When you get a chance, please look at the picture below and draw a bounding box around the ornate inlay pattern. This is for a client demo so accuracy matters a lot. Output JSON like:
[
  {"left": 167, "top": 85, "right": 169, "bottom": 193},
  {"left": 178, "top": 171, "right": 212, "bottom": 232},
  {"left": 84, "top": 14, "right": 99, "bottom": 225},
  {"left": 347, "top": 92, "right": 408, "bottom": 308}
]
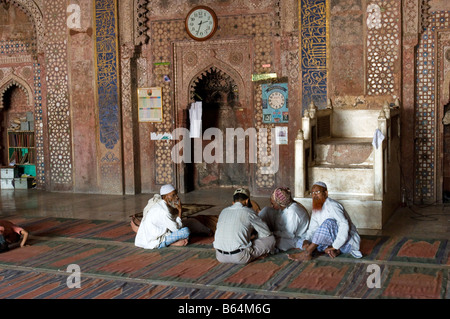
[
  {"left": 404, "top": 0, "right": 419, "bottom": 35},
  {"left": 33, "top": 62, "right": 44, "bottom": 185},
  {"left": 366, "top": 0, "right": 400, "bottom": 96},
  {"left": 8, "top": 0, "right": 45, "bottom": 53},
  {"left": 45, "top": 39, "right": 72, "bottom": 184},
  {"left": 135, "top": 0, "right": 149, "bottom": 45},
  {"left": 41, "top": 0, "right": 73, "bottom": 186},
  {"left": 0, "top": 39, "right": 36, "bottom": 55},
  {"left": 415, "top": 10, "right": 450, "bottom": 201}
]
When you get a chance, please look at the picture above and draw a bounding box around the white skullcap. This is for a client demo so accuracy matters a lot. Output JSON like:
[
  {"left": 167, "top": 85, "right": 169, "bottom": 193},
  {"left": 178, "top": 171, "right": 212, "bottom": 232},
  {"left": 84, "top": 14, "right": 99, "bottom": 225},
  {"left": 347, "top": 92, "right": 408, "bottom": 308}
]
[
  {"left": 312, "top": 181, "right": 327, "bottom": 189},
  {"left": 160, "top": 184, "right": 176, "bottom": 196}
]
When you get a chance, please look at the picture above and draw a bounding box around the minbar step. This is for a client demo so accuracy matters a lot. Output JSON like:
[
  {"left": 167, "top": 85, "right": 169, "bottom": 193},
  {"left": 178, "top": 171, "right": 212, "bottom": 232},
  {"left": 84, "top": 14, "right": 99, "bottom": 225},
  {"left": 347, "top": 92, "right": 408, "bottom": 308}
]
[
  {"left": 315, "top": 137, "right": 374, "bottom": 166},
  {"left": 309, "top": 165, "right": 374, "bottom": 196}
]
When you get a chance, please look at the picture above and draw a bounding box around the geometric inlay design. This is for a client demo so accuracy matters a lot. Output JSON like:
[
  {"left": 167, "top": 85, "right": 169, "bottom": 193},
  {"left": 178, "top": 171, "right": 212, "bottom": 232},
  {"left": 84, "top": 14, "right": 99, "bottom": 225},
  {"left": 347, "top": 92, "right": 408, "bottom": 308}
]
[
  {"left": 366, "top": 0, "right": 400, "bottom": 96},
  {"left": 44, "top": 0, "right": 73, "bottom": 185},
  {"left": 415, "top": 10, "right": 450, "bottom": 201}
]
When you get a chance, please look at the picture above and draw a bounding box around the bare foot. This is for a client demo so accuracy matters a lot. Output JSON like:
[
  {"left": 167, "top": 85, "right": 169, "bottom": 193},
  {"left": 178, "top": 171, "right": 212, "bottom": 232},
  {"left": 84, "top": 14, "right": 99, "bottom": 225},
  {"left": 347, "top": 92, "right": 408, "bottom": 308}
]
[
  {"left": 325, "top": 248, "right": 341, "bottom": 258},
  {"left": 170, "top": 239, "right": 189, "bottom": 247},
  {"left": 287, "top": 251, "right": 312, "bottom": 261}
]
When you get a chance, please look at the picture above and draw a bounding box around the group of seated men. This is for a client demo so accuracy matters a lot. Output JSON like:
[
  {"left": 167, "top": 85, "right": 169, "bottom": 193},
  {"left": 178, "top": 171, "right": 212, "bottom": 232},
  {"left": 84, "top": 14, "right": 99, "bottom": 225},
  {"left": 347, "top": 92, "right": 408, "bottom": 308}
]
[{"left": 134, "top": 181, "right": 363, "bottom": 264}]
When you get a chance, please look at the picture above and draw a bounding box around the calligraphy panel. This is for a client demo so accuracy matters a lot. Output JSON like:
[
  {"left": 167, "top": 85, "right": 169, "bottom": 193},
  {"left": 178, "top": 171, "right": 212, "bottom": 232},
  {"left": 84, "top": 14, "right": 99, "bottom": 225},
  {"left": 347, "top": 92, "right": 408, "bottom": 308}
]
[
  {"left": 94, "top": 0, "right": 120, "bottom": 150},
  {"left": 301, "top": 0, "right": 328, "bottom": 110}
]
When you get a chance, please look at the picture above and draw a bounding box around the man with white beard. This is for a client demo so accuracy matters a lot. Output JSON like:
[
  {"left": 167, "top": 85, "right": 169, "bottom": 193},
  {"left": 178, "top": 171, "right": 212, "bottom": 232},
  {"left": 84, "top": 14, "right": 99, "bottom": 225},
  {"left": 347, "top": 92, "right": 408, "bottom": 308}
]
[
  {"left": 135, "top": 184, "right": 191, "bottom": 249},
  {"left": 288, "top": 181, "right": 362, "bottom": 261}
]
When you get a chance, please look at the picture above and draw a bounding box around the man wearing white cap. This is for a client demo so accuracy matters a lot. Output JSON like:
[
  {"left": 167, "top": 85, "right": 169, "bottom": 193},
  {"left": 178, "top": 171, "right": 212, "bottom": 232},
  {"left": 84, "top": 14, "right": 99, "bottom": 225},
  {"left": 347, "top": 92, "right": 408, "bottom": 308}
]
[
  {"left": 288, "top": 181, "right": 362, "bottom": 261},
  {"left": 135, "top": 184, "right": 190, "bottom": 249}
]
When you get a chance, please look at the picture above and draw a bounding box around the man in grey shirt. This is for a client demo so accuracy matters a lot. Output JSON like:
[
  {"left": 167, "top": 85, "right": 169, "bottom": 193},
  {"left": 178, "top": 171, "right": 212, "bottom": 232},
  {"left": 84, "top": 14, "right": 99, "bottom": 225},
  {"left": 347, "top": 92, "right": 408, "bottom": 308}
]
[{"left": 213, "top": 188, "right": 276, "bottom": 264}]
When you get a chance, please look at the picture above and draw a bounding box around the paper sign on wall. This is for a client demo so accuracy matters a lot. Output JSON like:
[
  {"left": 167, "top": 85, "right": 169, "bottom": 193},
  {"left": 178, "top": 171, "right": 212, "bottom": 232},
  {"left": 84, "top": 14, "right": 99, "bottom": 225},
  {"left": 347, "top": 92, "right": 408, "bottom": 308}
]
[
  {"left": 138, "top": 87, "right": 163, "bottom": 122},
  {"left": 275, "top": 126, "right": 288, "bottom": 145}
]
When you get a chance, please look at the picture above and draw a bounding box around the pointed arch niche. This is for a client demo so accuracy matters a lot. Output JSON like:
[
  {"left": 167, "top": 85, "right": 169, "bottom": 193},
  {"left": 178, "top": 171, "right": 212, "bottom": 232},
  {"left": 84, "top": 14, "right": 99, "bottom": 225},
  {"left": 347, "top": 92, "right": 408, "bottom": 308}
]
[
  {"left": 173, "top": 39, "right": 254, "bottom": 193},
  {"left": 0, "top": 75, "right": 33, "bottom": 109},
  {"left": 0, "top": 79, "right": 31, "bottom": 163},
  {"left": 0, "top": 0, "right": 46, "bottom": 187}
]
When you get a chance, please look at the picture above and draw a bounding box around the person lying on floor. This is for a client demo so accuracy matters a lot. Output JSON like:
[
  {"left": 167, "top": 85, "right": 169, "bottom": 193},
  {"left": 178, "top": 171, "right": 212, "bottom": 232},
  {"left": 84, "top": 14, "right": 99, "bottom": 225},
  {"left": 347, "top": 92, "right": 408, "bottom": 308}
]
[
  {"left": 259, "top": 187, "right": 310, "bottom": 252},
  {"left": 0, "top": 220, "right": 29, "bottom": 252},
  {"left": 213, "top": 189, "right": 275, "bottom": 264},
  {"left": 288, "top": 181, "right": 363, "bottom": 261},
  {"left": 134, "top": 184, "right": 212, "bottom": 249}
]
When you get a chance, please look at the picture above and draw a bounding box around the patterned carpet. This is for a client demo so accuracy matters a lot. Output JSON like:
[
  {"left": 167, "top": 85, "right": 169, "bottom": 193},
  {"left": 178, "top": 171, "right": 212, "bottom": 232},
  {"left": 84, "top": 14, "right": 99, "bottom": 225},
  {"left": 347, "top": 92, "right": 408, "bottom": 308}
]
[{"left": 0, "top": 215, "right": 448, "bottom": 300}]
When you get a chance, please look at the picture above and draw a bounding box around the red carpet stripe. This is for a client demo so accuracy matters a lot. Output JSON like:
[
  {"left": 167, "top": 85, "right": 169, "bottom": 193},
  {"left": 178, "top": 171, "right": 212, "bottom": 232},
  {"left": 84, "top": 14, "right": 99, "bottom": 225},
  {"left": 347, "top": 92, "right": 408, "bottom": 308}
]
[{"left": 0, "top": 216, "right": 448, "bottom": 299}]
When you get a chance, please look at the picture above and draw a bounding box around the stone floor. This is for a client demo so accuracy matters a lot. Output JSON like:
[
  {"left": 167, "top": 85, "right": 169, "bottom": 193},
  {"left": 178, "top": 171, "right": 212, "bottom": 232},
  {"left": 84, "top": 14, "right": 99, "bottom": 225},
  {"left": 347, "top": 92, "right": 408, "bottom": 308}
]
[{"left": 0, "top": 187, "right": 449, "bottom": 240}]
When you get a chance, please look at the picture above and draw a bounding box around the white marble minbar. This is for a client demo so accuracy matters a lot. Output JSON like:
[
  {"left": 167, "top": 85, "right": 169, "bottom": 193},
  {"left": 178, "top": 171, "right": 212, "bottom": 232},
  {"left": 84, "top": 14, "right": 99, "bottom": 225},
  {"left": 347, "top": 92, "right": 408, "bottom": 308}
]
[{"left": 294, "top": 101, "right": 401, "bottom": 230}]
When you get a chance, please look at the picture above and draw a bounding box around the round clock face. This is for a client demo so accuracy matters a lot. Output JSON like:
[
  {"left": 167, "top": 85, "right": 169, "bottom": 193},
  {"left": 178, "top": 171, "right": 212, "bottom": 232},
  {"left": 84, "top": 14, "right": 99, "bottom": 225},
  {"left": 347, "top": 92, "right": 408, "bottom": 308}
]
[
  {"left": 268, "top": 91, "right": 285, "bottom": 109},
  {"left": 185, "top": 6, "right": 217, "bottom": 41}
]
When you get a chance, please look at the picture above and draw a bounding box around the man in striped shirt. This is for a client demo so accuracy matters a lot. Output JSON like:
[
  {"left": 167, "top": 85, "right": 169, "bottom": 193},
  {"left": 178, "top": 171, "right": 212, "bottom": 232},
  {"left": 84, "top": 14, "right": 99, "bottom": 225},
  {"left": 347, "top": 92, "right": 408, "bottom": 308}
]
[{"left": 213, "top": 188, "right": 276, "bottom": 264}]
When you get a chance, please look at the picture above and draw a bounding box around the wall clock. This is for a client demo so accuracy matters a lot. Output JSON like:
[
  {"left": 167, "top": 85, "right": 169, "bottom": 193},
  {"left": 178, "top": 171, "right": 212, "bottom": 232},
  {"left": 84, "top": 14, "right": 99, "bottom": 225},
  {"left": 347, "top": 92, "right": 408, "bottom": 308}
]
[
  {"left": 268, "top": 91, "right": 286, "bottom": 109},
  {"left": 185, "top": 6, "right": 218, "bottom": 41},
  {"left": 262, "top": 83, "right": 289, "bottom": 123}
]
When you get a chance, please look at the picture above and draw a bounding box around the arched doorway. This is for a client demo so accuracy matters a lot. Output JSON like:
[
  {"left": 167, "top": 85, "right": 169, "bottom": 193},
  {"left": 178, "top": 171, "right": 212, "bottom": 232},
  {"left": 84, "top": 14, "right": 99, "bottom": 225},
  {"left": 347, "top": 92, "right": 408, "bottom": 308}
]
[
  {"left": 0, "top": 84, "right": 35, "bottom": 176},
  {"left": 173, "top": 39, "right": 254, "bottom": 194},
  {"left": 0, "top": 0, "right": 45, "bottom": 188},
  {"left": 185, "top": 66, "right": 250, "bottom": 191}
]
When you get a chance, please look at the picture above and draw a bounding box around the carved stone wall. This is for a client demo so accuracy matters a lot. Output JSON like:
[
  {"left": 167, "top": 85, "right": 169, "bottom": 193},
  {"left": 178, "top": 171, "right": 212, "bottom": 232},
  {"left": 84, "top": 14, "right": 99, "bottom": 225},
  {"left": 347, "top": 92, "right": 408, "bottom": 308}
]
[
  {"left": 7, "top": 0, "right": 438, "bottom": 201},
  {"left": 42, "top": 0, "right": 73, "bottom": 190},
  {"left": 174, "top": 39, "right": 253, "bottom": 190},
  {"left": 435, "top": 30, "right": 450, "bottom": 202},
  {"left": 401, "top": 0, "right": 420, "bottom": 204},
  {"left": 366, "top": 0, "right": 401, "bottom": 97},
  {"left": 415, "top": 6, "right": 450, "bottom": 203},
  {"left": 134, "top": 1, "right": 301, "bottom": 195}
]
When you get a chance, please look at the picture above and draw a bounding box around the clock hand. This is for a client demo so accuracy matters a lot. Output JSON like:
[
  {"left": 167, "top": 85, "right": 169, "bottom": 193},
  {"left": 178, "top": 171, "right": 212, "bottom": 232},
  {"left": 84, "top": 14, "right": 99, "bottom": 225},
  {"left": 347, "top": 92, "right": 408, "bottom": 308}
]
[{"left": 196, "top": 20, "right": 203, "bottom": 34}]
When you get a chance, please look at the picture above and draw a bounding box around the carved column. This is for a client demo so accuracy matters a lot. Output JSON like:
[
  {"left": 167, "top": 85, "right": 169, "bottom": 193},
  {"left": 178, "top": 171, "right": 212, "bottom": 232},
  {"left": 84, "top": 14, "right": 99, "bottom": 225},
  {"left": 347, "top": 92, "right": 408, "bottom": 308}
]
[
  {"left": 119, "top": 0, "right": 143, "bottom": 194},
  {"left": 120, "top": 43, "right": 141, "bottom": 194},
  {"left": 402, "top": 0, "right": 421, "bottom": 203}
]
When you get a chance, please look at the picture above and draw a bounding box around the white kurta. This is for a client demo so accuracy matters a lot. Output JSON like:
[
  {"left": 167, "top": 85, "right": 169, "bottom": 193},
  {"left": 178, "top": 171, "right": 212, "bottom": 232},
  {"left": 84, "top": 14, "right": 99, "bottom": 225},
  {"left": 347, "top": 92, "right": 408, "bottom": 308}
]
[
  {"left": 301, "top": 197, "right": 360, "bottom": 251},
  {"left": 135, "top": 200, "right": 183, "bottom": 249},
  {"left": 259, "top": 202, "right": 310, "bottom": 251}
]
